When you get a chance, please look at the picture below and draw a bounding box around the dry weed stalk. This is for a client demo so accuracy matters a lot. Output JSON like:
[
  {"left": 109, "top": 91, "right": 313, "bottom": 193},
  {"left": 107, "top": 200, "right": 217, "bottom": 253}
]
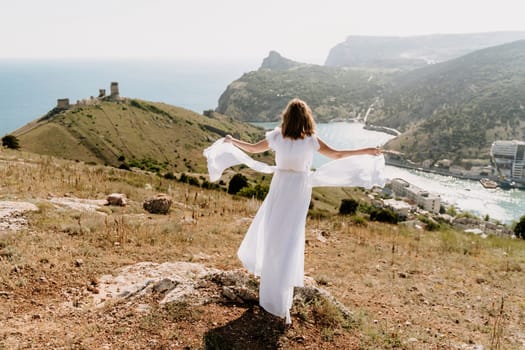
[{"left": 490, "top": 297, "right": 506, "bottom": 350}]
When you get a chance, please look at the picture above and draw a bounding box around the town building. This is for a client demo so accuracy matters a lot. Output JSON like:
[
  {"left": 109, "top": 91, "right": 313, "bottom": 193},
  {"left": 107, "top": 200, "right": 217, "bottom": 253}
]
[
  {"left": 382, "top": 198, "right": 412, "bottom": 219},
  {"left": 490, "top": 140, "right": 525, "bottom": 180},
  {"left": 389, "top": 178, "right": 441, "bottom": 213}
]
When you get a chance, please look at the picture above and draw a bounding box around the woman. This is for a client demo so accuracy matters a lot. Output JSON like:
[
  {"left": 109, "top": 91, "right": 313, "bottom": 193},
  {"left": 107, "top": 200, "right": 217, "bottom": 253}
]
[{"left": 205, "top": 98, "right": 383, "bottom": 324}]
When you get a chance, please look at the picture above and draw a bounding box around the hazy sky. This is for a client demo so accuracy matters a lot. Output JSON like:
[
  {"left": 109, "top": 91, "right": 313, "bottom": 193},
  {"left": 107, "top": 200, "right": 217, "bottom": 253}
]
[{"left": 1, "top": 0, "right": 525, "bottom": 64}]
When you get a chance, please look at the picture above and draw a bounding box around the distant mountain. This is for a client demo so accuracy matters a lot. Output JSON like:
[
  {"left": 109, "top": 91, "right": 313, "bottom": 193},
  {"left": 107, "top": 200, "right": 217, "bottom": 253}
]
[
  {"left": 216, "top": 51, "right": 388, "bottom": 122},
  {"left": 325, "top": 32, "right": 525, "bottom": 70},
  {"left": 13, "top": 99, "right": 265, "bottom": 173},
  {"left": 374, "top": 40, "right": 525, "bottom": 163}
]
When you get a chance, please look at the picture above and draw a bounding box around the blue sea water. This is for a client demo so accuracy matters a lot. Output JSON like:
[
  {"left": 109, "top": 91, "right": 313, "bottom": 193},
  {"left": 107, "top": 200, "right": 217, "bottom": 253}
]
[{"left": 1, "top": 59, "right": 525, "bottom": 224}]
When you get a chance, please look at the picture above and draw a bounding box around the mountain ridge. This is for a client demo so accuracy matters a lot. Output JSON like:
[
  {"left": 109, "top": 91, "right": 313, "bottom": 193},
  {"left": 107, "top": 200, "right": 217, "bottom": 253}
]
[{"left": 325, "top": 31, "right": 525, "bottom": 70}]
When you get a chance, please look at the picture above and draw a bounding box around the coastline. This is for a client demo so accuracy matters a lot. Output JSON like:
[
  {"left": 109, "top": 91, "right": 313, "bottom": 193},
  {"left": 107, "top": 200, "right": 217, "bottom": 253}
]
[{"left": 385, "top": 157, "right": 525, "bottom": 190}]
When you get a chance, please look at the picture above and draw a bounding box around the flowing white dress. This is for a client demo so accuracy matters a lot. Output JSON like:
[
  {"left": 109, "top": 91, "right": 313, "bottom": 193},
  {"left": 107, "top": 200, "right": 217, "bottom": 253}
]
[{"left": 203, "top": 127, "right": 385, "bottom": 323}]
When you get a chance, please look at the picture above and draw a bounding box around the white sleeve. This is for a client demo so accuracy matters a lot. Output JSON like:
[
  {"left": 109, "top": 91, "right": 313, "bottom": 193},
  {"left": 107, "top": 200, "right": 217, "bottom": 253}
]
[
  {"left": 265, "top": 127, "right": 280, "bottom": 150},
  {"left": 311, "top": 134, "right": 320, "bottom": 151}
]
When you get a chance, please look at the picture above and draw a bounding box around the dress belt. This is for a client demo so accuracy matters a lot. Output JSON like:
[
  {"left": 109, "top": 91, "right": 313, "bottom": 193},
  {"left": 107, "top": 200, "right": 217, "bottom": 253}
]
[{"left": 275, "top": 168, "right": 308, "bottom": 174}]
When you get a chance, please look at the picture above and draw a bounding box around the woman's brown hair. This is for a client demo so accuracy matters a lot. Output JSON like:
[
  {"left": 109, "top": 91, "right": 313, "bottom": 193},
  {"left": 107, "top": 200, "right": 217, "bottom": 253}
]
[{"left": 280, "top": 98, "right": 316, "bottom": 139}]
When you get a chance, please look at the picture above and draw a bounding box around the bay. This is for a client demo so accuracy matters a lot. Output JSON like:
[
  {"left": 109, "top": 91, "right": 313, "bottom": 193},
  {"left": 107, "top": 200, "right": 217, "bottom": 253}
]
[{"left": 252, "top": 121, "right": 525, "bottom": 224}]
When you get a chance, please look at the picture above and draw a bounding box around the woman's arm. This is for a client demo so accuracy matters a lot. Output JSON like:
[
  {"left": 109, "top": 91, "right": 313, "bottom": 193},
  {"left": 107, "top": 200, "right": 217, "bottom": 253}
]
[
  {"left": 317, "top": 137, "right": 382, "bottom": 160},
  {"left": 224, "top": 134, "right": 270, "bottom": 153}
]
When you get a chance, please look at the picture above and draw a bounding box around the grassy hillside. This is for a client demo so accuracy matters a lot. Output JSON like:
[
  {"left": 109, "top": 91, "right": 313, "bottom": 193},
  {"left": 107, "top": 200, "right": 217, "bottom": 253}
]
[
  {"left": 1, "top": 149, "right": 524, "bottom": 349},
  {"left": 374, "top": 40, "right": 525, "bottom": 163},
  {"left": 13, "top": 99, "right": 267, "bottom": 173},
  {"left": 216, "top": 51, "right": 389, "bottom": 123}
]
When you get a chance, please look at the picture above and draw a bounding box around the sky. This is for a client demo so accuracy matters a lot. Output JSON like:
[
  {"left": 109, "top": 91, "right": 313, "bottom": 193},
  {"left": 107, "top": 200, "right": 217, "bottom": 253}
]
[{"left": 1, "top": 0, "right": 525, "bottom": 64}]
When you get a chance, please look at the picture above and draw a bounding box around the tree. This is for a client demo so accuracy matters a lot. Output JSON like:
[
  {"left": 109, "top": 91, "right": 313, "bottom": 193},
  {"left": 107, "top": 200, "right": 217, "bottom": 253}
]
[
  {"left": 2, "top": 134, "right": 20, "bottom": 149},
  {"left": 228, "top": 173, "right": 248, "bottom": 194},
  {"left": 514, "top": 215, "right": 525, "bottom": 239}
]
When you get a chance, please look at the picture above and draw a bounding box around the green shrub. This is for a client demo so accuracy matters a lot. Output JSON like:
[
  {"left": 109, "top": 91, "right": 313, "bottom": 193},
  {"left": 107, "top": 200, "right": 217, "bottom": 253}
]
[
  {"left": 369, "top": 208, "right": 399, "bottom": 224},
  {"left": 228, "top": 173, "right": 248, "bottom": 194},
  {"left": 2, "top": 134, "right": 20, "bottom": 149},
  {"left": 178, "top": 173, "right": 200, "bottom": 186},
  {"left": 118, "top": 163, "right": 131, "bottom": 171},
  {"left": 201, "top": 180, "right": 220, "bottom": 190},
  {"left": 238, "top": 184, "right": 269, "bottom": 200},
  {"left": 128, "top": 157, "right": 165, "bottom": 173},
  {"left": 418, "top": 215, "right": 441, "bottom": 231},
  {"left": 163, "top": 172, "right": 177, "bottom": 180},
  {"left": 514, "top": 215, "right": 525, "bottom": 239},
  {"left": 339, "top": 198, "right": 359, "bottom": 215},
  {"left": 187, "top": 176, "right": 200, "bottom": 187},
  {"left": 350, "top": 214, "right": 368, "bottom": 226}
]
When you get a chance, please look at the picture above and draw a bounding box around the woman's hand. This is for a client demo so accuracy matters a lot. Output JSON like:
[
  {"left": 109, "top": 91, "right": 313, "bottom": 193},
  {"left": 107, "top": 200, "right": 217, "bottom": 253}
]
[{"left": 370, "top": 147, "right": 383, "bottom": 156}]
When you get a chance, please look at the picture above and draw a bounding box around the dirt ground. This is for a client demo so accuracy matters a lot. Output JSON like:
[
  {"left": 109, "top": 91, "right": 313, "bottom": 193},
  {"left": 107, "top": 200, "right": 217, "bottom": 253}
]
[{"left": 1, "top": 151, "right": 524, "bottom": 349}]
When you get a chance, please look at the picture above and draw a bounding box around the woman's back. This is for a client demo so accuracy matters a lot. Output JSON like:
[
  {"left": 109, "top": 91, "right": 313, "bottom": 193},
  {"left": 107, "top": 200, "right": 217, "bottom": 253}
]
[{"left": 267, "top": 127, "right": 319, "bottom": 172}]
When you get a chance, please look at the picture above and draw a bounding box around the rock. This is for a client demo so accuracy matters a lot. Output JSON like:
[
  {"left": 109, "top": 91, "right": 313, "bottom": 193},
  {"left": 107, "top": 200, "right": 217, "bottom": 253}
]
[
  {"left": 106, "top": 193, "right": 127, "bottom": 206},
  {"left": 143, "top": 194, "right": 172, "bottom": 214},
  {"left": 153, "top": 278, "right": 178, "bottom": 293},
  {"left": 75, "top": 259, "right": 84, "bottom": 267},
  {"left": 0, "top": 201, "right": 39, "bottom": 232},
  {"left": 87, "top": 285, "right": 99, "bottom": 294},
  {"left": 475, "top": 276, "right": 486, "bottom": 284},
  {"left": 222, "top": 286, "right": 239, "bottom": 301}
]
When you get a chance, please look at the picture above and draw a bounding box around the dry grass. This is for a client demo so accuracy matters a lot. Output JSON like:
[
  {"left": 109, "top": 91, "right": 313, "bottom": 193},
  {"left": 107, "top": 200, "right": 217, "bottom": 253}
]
[{"left": 1, "top": 148, "right": 525, "bottom": 349}]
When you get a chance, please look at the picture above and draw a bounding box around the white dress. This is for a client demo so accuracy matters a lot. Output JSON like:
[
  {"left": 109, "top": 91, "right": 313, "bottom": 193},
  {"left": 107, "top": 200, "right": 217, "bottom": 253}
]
[{"left": 203, "top": 127, "right": 385, "bottom": 323}]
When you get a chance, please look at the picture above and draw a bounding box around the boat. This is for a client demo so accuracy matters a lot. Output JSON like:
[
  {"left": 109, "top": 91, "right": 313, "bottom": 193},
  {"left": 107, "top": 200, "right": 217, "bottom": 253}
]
[
  {"left": 498, "top": 179, "right": 516, "bottom": 190},
  {"left": 480, "top": 178, "right": 498, "bottom": 189}
]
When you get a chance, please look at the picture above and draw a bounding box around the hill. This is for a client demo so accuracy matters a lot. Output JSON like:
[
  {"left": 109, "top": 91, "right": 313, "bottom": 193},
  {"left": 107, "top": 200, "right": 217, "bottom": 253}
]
[
  {"left": 325, "top": 31, "right": 525, "bottom": 70},
  {"left": 216, "top": 51, "right": 388, "bottom": 122},
  {"left": 1, "top": 149, "right": 524, "bottom": 348},
  {"left": 373, "top": 39, "right": 525, "bottom": 163},
  {"left": 217, "top": 41, "right": 525, "bottom": 165},
  {"left": 12, "top": 98, "right": 266, "bottom": 173}
]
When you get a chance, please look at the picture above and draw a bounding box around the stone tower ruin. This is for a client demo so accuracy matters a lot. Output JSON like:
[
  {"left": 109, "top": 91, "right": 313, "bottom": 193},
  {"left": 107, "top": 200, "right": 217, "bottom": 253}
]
[
  {"left": 110, "top": 82, "right": 120, "bottom": 100},
  {"left": 56, "top": 98, "right": 70, "bottom": 110}
]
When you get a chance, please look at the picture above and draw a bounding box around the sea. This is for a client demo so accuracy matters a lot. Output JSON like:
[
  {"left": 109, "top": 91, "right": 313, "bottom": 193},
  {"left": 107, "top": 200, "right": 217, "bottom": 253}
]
[{"left": 1, "top": 59, "right": 524, "bottom": 224}]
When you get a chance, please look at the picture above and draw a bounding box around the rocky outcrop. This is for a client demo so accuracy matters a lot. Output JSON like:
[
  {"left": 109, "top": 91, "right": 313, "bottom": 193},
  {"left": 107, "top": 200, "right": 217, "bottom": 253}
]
[
  {"left": 92, "top": 261, "right": 352, "bottom": 321},
  {"left": 106, "top": 193, "right": 127, "bottom": 206},
  {"left": 143, "top": 194, "right": 172, "bottom": 214},
  {"left": 0, "top": 201, "right": 39, "bottom": 232},
  {"left": 260, "top": 51, "right": 302, "bottom": 71}
]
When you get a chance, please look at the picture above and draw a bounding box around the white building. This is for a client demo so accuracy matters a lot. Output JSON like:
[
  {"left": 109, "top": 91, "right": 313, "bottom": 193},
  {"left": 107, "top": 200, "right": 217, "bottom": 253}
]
[
  {"left": 390, "top": 178, "right": 441, "bottom": 213},
  {"left": 383, "top": 198, "right": 412, "bottom": 218},
  {"left": 490, "top": 140, "right": 525, "bottom": 180}
]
